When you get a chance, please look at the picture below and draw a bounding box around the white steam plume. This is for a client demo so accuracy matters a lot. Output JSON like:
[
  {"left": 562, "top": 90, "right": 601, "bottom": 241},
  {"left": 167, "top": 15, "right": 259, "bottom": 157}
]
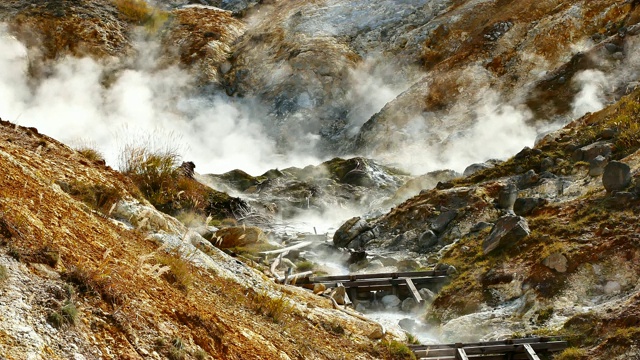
[
  {"left": 346, "top": 59, "right": 410, "bottom": 136},
  {"left": 571, "top": 69, "right": 609, "bottom": 118},
  {"left": 0, "top": 28, "right": 319, "bottom": 176}
]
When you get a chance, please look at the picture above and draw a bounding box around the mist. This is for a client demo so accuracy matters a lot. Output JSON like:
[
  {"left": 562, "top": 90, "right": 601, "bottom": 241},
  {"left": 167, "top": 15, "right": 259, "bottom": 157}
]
[{"left": 0, "top": 28, "right": 321, "bottom": 176}]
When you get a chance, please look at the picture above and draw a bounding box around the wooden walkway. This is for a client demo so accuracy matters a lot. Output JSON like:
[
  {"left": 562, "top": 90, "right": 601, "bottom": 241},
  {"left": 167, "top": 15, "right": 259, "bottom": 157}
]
[
  {"left": 410, "top": 337, "right": 568, "bottom": 360},
  {"left": 309, "top": 270, "right": 449, "bottom": 305}
]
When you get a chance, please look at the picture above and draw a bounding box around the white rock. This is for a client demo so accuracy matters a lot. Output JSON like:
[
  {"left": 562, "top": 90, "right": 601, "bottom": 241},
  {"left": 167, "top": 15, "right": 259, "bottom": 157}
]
[{"left": 604, "top": 281, "right": 621, "bottom": 295}]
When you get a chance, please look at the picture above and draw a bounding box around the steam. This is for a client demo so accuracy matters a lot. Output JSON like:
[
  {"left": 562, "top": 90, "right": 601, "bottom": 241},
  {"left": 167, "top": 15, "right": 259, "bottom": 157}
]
[
  {"left": 0, "top": 28, "right": 319, "bottom": 176},
  {"left": 571, "top": 69, "right": 608, "bottom": 118},
  {"left": 346, "top": 59, "right": 410, "bottom": 136}
]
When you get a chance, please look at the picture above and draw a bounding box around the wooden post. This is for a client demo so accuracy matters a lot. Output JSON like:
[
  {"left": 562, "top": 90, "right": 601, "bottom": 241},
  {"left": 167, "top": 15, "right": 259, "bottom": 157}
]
[
  {"left": 455, "top": 348, "right": 469, "bottom": 360},
  {"left": 405, "top": 278, "right": 424, "bottom": 304},
  {"left": 524, "top": 344, "right": 541, "bottom": 360},
  {"left": 349, "top": 287, "right": 358, "bottom": 308}
]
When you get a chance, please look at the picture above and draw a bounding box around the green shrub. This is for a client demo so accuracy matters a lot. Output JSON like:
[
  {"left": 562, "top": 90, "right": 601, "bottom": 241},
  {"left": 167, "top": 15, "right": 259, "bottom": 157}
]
[
  {"left": 295, "top": 260, "right": 314, "bottom": 272},
  {"left": 554, "top": 347, "right": 586, "bottom": 360},
  {"left": 47, "top": 301, "right": 78, "bottom": 328},
  {"left": 380, "top": 340, "right": 416, "bottom": 360}
]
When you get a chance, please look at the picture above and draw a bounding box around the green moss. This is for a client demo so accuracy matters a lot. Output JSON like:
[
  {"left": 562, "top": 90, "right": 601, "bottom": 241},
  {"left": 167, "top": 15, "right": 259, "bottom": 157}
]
[
  {"left": 554, "top": 347, "right": 587, "bottom": 360},
  {"left": 380, "top": 340, "right": 416, "bottom": 360}
]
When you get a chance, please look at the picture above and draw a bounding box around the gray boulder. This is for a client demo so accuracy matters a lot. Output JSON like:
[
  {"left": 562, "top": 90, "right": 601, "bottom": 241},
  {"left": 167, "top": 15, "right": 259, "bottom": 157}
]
[
  {"left": 417, "top": 230, "right": 438, "bottom": 250},
  {"left": 589, "top": 155, "right": 607, "bottom": 177},
  {"left": 497, "top": 183, "right": 518, "bottom": 210},
  {"left": 483, "top": 215, "right": 530, "bottom": 254},
  {"left": 463, "top": 162, "right": 492, "bottom": 177},
  {"left": 431, "top": 210, "right": 458, "bottom": 233},
  {"left": 333, "top": 217, "right": 370, "bottom": 248},
  {"left": 381, "top": 294, "right": 401, "bottom": 309},
  {"left": 540, "top": 157, "right": 555, "bottom": 171},
  {"left": 602, "top": 161, "right": 631, "bottom": 193},
  {"left": 572, "top": 141, "right": 612, "bottom": 162},
  {"left": 401, "top": 298, "right": 418, "bottom": 312},
  {"left": 418, "top": 288, "right": 436, "bottom": 302},
  {"left": 513, "top": 197, "right": 547, "bottom": 216}
]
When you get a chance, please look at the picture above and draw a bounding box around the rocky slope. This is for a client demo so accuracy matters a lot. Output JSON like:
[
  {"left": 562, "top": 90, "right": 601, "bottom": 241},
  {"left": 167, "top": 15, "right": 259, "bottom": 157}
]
[
  {"left": 0, "top": 120, "right": 407, "bottom": 359},
  {"left": 332, "top": 87, "right": 640, "bottom": 358},
  {"left": 2, "top": 0, "right": 640, "bottom": 359}
]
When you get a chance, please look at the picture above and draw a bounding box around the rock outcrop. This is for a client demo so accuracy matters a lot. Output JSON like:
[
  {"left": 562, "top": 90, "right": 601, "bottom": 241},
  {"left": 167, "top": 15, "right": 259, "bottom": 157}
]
[{"left": 482, "top": 215, "right": 530, "bottom": 255}]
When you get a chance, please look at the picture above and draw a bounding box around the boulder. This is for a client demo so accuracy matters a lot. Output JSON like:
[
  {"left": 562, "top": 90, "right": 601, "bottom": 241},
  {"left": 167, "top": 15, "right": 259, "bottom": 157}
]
[
  {"left": 542, "top": 253, "right": 568, "bottom": 273},
  {"left": 399, "top": 318, "right": 418, "bottom": 332},
  {"left": 572, "top": 141, "right": 612, "bottom": 162},
  {"left": 604, "top": 281, "right": 621, "bottom": 294},
  {"left": 381, "top": 294, "right": 401, "bottom": 309},
  {"left": 589, "top": 155, "right": 607, "bottom": 177},
  {"left": 497, "top": 183, "right": 518, "bottom": 210},
  {"left": 483, "top": 215, "right": 530, "bottom": 254},
  {"left": 431, "top": 210, "right": 458, "bottom": 233},
  {"left": 463, "top": 163, "right": 492, "bottom": 177},
  {"left": 397, "top": 259, "right": 422, "bottom": 271},
  {"left": 603, "top": 161, "right": 631, "bottom": 193},
  {"left": 540, "top": 157, "right": 555, "bottom": 171},
  {"left": 331, "top": 285, "right": 347, "bottom": 305},
  {"left": 516, "top": 170, "right": 539, "bottom": 189},
  {"left": 212, "top": 226, "right": 267, "bottom": 248},
  {"left": 417, "top": 230, "right": 438, "bottom": 250},
  {"left": 513, "top": 197, "right": 547, "bottom": 216},
  {"left": 418, "top": 288, "right": 436, "bottom": 302},
  {"left": 313, "top": 283, "right": 326, "bottom": 295},
  {"left": 333, "top": 217, "right": 370, "bottom": 248},
  {"left": 401, "top": 298, "right": 418, "bottom": 312}
]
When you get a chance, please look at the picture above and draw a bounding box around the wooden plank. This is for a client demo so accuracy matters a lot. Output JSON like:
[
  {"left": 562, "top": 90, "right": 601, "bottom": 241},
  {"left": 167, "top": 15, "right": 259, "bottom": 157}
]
[
  {"left": 455, "top": 348, "right": 469, "bottom": 360},
  {"left": 523, "top": 344, "right": 541, "bottom": 360},
  {"left": 260, "top": 241, "right": 313, "bottom": 255},
  {"left": 310, "top": 270, "right": 447, "bottom": 282},
  {"left": 417, "top": 355, "right": 532, "bottom": 360},
  {"left": 410, "top": 338, "right": 557, "bottom": 351},
  {"left": 405, "top": 278, "right": 423, "bottom": 303},
  {"left": 413, "top": 341, "right": 567, "bottom": 357},
  {"left": 319, "top": 276, "right": 449, "bottom": 288}
]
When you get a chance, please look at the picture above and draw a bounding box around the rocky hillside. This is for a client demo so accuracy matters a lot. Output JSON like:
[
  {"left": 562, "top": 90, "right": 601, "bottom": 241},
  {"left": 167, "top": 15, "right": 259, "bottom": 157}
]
[
  {"left": 333, "top": 87, "right": 640, "bottom": 358},
  {"left": 2, "top": 0, "right": 640, "bottom": 359},
  {"left": 0, "top": 120, "right": 409, "bottom": 359}
]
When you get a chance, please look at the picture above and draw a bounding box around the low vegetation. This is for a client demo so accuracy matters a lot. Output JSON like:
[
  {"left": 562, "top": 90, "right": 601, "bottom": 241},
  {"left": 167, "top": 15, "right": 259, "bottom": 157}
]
[
  {"left": 47, "top": 301, "right": 78, "bottom": 328},
  {"left": 248, "top": 290, "right": 291, "bottom": 323},
  {"left": 111, "top": 0, "right": 170, "bottom": 32},
  {"left": 554, "top": 347, "right": 587, "bottom": 360},
  {"left": 75, "top": 146, "right": 105, "bottom": 163},
  {"left": 380, "top": 340, "right": 416, "bottom": 360},
  {"left": 63, "top": 264, "right": 127, "bottom": 305},
  {"left": 155, "top": 252, "right": 194, "bottom": 292}
]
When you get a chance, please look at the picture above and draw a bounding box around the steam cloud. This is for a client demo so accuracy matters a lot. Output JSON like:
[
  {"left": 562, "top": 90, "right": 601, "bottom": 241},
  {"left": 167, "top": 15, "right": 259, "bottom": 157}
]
[{"left": 0, "top": 28, "right": 320, "bottom": 176}]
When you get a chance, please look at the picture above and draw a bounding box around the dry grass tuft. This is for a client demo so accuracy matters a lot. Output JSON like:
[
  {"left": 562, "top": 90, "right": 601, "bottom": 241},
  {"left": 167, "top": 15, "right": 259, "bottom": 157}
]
[
  {"left": 63, "top": 265, "right": 127, "bottom": 305},
  {"left": 155, "top": 252, "right": 194, "bottom": 292},
  {"left": 248, "top": 290, "right": 291, "bottom": 323},
  {"left": 75, "top": 146, "right": 105, "bottom": 163}
]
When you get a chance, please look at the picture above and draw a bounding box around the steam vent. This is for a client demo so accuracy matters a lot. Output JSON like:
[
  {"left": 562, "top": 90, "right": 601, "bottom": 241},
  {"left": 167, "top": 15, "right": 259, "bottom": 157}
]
[{"left": 1, "top": 0, "right": 640, "bottom": 359}]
